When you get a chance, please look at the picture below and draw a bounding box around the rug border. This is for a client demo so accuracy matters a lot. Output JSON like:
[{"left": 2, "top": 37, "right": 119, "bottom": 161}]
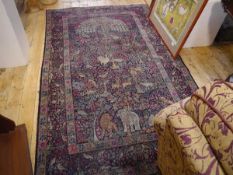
[
  {"left": 34, "top": 9, "right": 49, "bottom": 174},
  {"left": 34, "top": 4, "right": 198, "bottom": 174},
  {"left": 45, "top": 4, "right": 147, "bottom": 13}
]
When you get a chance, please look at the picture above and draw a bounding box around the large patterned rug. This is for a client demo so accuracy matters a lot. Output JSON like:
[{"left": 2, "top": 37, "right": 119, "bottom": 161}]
[{"left": 36, "top": 5, "right": 197, "bottom": 175}]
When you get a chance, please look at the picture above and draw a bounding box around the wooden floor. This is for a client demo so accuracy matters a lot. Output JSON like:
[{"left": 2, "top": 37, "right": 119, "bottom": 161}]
[{"left": 0, "top": 0, "right": 232, "bottom": 171}]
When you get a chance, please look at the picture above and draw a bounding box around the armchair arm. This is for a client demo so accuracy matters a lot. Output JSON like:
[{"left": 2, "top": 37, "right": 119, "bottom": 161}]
[
  {"left": 184, "top": 80, "right": 233, "bottom": 174},
  {"left": 154, "top": 98, "right": 189, "bottom": 137},
  {"left": 155, "top": 108, "right": 225, "bottom": 175},
  {"left": 163, "top": 114, "right": 224, "bottom": 175}
]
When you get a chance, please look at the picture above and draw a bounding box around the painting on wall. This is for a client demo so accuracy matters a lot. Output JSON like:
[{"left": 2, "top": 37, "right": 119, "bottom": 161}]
[{"left": 149, "top": 0, "right": 208, "bottom": 58}]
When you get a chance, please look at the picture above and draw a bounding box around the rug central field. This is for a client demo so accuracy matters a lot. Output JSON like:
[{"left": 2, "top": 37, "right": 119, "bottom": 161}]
[{"left": 36, "top": 5, "right": 197, "bottom": 175}]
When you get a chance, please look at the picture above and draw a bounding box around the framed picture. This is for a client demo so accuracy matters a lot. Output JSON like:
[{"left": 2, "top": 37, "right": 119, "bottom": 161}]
[{"left": 149, "top": 0, "right": 208, "bottom": 58}]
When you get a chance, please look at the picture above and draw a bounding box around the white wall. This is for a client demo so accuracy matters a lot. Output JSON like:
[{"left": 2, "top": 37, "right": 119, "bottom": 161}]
[
  {"left": 0, "top": 0, "right": 29, "bottom": 68},
  {"left": 184, "top": 0, "right": 227, "bottom": 48}
]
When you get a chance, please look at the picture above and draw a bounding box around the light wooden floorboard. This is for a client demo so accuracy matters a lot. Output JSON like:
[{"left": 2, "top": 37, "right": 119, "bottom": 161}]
[
  {"left": 0, "top": 0, "right": 232, "bottom": 171},
  {"left": 180, "top": 45, "right": 233, "bottom": 87}
]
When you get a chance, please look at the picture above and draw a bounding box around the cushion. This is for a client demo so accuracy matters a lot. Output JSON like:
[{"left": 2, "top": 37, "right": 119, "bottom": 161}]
[
  {"left": 185, "top": 80, "right": 233, "bottom": 174},
  {"left": 167, "top": 114, "right": 225, "bottom": 175}
]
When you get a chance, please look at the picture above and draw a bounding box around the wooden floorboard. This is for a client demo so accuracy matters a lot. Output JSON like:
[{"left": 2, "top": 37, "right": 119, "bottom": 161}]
[
  {"left": 0, "top": 0, "right": 232, "bottom": 171},
  {"left": 180, "top": 45, "right": 233, "bottom": 87}
]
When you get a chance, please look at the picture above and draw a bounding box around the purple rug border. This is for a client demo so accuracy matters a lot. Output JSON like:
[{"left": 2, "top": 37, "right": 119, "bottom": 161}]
[{"left": 34, "top": 4, "right": 199, "bottom": 173}]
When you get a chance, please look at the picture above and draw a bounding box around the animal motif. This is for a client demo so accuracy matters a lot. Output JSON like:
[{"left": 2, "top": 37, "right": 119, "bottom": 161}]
[
  {"left": 97, "top": 55, "right": 110, "bottom": 65},
  {"left": 80, "top": 79, "right": 97, "bottom": 96},
  {"left": 111, "top": 62, "right": 119, "bottom": 69},
  {"left": 129, "top": 67, "right": 143, "bottom": 77},
  {"left": 83, "top": 154, "right": 93, "bottom": 160},
  {"left": 112, "top": 78, "right": 133, "bottom": 89},
  {"left": 116, "top": 109, "right": 141, "bottom": 133},
  {"left": 99, "top": 113, "right": 117, "bottom": 138},
  {"left": 111, "top": 58, "right": 123, "bottom": 69},
  {"left": 99, "top": 81, "right": 110, "bottom": 97},
  {"left": 140, "top": 82, "right": 154, "bottom": 88},
  {"left": 122, "top": 81, "right": 131, "bottom": 88},
  {"left": 99, "top": 72, "right": 108, "bottom": 78},
  {"left": 112, "top": 78, "right": 121, "bottom": 89}
]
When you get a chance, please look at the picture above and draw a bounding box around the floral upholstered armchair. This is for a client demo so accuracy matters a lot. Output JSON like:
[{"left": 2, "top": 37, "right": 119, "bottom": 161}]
[{"left": 154, "top": 80, "right": 233, "bottom": 175}]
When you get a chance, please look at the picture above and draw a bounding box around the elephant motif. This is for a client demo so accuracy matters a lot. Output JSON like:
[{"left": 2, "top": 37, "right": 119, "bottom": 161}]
[
  {"left": 99, "top": 113, "right": 117, "bottom": 138},
  {"left": 116, "top": 109, "right": 141, "bottom": 133}
]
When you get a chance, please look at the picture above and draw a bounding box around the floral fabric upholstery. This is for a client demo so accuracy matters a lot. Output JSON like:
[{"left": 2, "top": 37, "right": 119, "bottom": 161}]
[
  {"left": 185, "top": 80, "right": 233, "bottom": 174},
  {"left": 154, "top": 98, "right": 189, "bottom": 137},
  {"left": 154, "top": 80, "right": 233, "bottom": 175}
]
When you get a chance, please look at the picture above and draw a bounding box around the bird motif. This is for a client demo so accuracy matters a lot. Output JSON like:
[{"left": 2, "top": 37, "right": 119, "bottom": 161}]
[{"left": 97, "top": 55, "right": 110, "bottom": 65}]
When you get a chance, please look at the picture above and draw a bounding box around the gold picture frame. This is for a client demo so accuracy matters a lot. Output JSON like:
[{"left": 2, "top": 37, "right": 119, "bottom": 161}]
[{"left": 149, "top": 0, "right": 208, "bottom": 58}]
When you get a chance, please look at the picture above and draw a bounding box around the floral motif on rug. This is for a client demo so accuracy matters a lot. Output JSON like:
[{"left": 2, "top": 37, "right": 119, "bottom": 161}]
[{"left": 36, "top": 5, "right": 197, "bottom": 175}]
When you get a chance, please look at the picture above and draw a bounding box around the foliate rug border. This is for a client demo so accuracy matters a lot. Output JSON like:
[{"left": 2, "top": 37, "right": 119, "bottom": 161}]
[{"left": 35, "top": 4, "right": 197, "bottom": 174}]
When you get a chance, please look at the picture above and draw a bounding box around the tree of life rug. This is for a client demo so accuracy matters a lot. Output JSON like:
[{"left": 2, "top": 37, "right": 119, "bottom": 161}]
[{"left": 36, "top": 5, "right": 197, "bottom": 175}]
